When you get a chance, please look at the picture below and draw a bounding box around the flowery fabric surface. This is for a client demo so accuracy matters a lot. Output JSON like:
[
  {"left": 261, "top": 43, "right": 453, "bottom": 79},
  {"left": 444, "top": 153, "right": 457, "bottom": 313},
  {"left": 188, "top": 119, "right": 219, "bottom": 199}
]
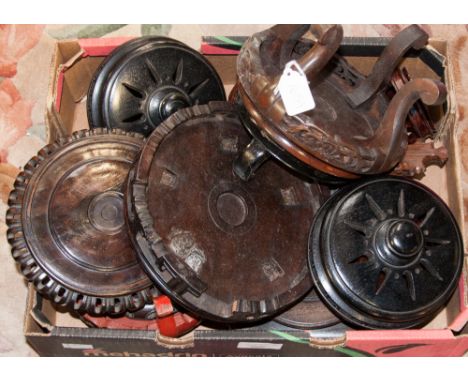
[{"left": 0, "top": 24, "right": 467, "bottom": 356}]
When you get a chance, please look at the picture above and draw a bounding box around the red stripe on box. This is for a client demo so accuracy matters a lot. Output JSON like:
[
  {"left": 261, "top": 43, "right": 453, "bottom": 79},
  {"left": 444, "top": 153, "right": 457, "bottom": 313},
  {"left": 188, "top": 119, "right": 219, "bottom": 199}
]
[
  {"left": 78, "top": 37, "right": 135, "bottom": 56},
  {"left": 346, "top": 329, "right": 468, "bottom": 356},
  {"left": 201, "top": 44, "right": 240, "bottom": 55}
]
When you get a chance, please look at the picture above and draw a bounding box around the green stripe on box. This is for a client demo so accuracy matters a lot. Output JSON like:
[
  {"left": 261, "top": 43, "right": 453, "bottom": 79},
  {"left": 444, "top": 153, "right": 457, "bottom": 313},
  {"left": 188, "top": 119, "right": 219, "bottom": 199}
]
[{"left": 214, "top": 36, "right": 244, "bottom": 47}]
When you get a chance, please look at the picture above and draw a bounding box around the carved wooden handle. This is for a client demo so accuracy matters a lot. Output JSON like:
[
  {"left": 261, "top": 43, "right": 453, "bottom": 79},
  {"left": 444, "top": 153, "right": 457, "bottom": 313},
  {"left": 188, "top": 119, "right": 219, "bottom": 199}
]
[
  {"left": 296, "top": 25, "right": 344, "bottom": 80},
  {"left": 371, "top": 78, "right": 447, "bottom": 174},
  {"left": 347, "top": 25, "right": 429, "bottom": 108}
]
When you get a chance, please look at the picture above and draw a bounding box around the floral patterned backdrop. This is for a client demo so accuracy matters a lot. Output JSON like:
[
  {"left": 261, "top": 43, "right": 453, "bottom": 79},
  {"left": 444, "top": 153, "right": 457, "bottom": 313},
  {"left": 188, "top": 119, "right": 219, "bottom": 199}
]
[{"left": 1, "top": 24, "right": 467, "bottom": 356}]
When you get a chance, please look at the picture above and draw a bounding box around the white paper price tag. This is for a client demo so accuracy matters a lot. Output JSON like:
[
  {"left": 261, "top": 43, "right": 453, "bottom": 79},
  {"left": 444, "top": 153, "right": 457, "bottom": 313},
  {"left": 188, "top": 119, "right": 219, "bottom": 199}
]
[{"left": 277, "top": 60, "right": 315, "bottom": 116}]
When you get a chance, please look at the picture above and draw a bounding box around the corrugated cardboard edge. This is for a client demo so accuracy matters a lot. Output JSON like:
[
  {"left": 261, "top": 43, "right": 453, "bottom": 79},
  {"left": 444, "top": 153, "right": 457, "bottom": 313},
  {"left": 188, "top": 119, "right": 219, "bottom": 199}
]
[{"left": 308, "top": 334, "right": 347, "bottom": 348}]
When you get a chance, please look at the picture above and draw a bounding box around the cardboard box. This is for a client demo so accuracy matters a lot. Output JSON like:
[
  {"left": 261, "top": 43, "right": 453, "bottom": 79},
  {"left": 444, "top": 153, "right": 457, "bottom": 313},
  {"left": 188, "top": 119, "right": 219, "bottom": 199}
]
[{"left": 23, "top": 35, "right": 468, "bottom": 357}]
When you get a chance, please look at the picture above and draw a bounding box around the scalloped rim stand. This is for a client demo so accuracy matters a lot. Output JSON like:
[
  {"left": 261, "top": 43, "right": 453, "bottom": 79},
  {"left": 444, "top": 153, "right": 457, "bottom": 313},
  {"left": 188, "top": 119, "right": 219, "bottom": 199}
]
[{"left": 6, "top": 128, "right": 156, "bottom": 316}]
